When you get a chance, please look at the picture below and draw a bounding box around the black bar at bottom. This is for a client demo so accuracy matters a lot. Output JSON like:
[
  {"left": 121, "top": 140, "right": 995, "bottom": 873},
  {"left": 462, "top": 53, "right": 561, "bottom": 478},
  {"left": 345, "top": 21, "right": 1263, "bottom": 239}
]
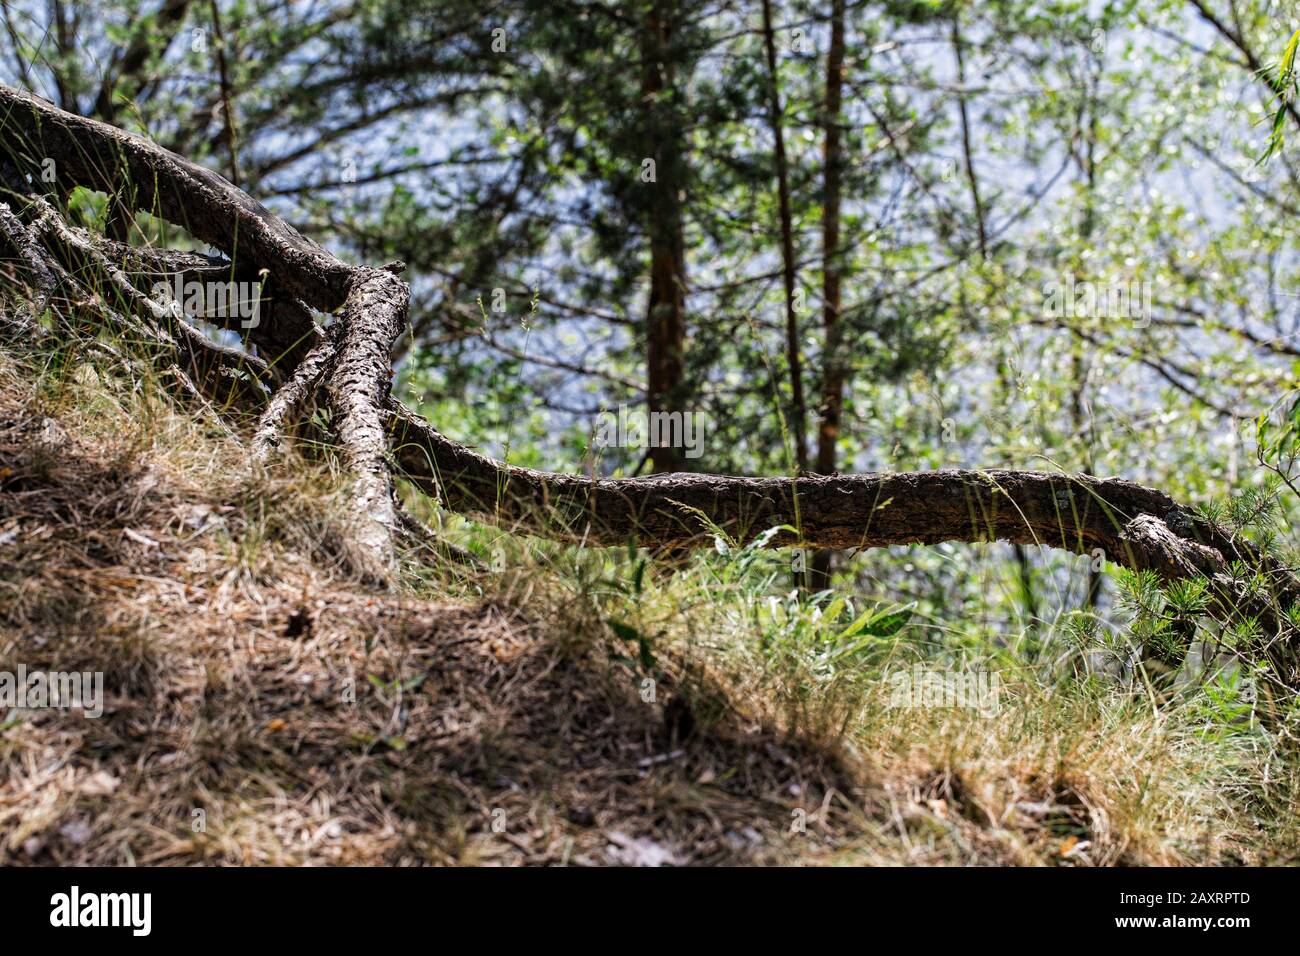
[{"left": 0, "top": 865, "right": 1282, "bottom": 943}]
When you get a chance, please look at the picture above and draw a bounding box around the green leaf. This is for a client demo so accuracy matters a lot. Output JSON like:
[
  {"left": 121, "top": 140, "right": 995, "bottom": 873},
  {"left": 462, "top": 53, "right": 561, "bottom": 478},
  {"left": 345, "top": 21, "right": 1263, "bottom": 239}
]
[
  {"left": 637, "top": 634, "right": 656, "bottom": 670},
  {"left": 836, "top": 602, "right": 915, "bottom": 642},
  {"left": 610, "top": 620, "right": 640, "bottom": 642},
  {"left": 823, "top": 603, "right": 916, "bottom": 665},
  {"left": 608, "top": 619, "right": 654, "bottom": 669},
  {"left": 821, "top": 597, "right": 846, "bottom": 626}
]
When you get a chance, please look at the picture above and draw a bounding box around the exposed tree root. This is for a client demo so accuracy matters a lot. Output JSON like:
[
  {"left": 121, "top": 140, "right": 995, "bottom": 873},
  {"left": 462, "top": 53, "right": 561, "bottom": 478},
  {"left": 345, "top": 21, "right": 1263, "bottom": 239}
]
[
  {"left": 0, "top": 201, "right": 56, "bottom": 319},
  {"left": 0, "top": 82, "right": 1296, "bottom": 691},
  {"left": 251, "top": 325, "right": 341, "bottom": 458},
  {"left": 1, "top": 83, "right": 404, "bottom": 581},
  {"left": 326, "top": 265, "right": 410, "bottom": 581}
]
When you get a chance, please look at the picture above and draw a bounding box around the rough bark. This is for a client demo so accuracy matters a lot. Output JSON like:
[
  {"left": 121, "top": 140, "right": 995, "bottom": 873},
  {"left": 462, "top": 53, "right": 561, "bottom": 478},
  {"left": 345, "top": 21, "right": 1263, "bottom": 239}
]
[
  {"left": 4, "top": 179, "right": 274, "bottom": 408},
  {"left": 251, "top": 326, "right": 342, "bottom": 458},
  {"left": 0, "top": 85, "right": 354, "bottom": 310},
  {"left": 640, "top": 2, "right": 689, "bottom": 473},
  {"left": 388, "top": 408, "right": 1299, "bottom": 686},
  {"left": 82, "top": 233, "right": 322, "bottom": 370},
  {"left": 387, "top": 407, "right": 1216, "bottom": 555},
  {"left": 0, "top": 201, "right": 57, "bottom": 316},
  {"left": 327, "top": 266, "right": 410, "bottom": 581}
]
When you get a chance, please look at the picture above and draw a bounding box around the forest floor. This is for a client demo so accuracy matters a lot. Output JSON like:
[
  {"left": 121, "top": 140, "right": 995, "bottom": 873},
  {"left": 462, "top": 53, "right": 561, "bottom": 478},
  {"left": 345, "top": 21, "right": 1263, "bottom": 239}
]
[{"left": 1, "top": 344, "right": 1296, "bottom": 866}]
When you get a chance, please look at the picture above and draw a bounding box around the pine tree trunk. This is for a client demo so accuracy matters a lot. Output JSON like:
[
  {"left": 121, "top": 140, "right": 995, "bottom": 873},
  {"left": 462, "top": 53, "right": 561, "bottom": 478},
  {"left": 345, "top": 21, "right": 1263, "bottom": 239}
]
[
  {"left": 641, "top": 0, "right": 688, "bottom": 473},
  {"left": 812, "top": 0, "right": 846, "bottom": 587},
  {"left": 762, "top": 0, "right": 808, "bottom": 475}
]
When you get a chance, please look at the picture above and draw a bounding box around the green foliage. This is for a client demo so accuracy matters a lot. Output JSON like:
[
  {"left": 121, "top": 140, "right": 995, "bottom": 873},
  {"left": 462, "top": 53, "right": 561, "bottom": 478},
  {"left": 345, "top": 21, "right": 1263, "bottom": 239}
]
[
  {"left": 1258, "top": 28, "right": 1300, "bottom": 164},
  {"left": 1189, "top": 665, "right": 1261, "bottom": 741}
]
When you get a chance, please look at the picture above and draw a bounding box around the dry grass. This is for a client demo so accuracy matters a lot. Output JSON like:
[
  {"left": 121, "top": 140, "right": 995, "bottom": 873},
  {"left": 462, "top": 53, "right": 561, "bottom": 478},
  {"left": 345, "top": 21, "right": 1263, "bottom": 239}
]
[
  {"left": 597, "top": 541, "right": 1300, "bottom": 865},
  {"left": 0, "top": 349, "right": 855, "bottom": 865},
  {"left": 0, "top": 341, "right": 1296, "bottom": 866}
]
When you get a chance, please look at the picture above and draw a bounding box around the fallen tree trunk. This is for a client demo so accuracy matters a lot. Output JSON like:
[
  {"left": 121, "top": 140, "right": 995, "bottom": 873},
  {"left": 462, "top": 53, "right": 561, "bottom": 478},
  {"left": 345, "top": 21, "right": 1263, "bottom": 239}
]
[{"left": 0, "top": 83, "right": 1296, "bottom": 690}]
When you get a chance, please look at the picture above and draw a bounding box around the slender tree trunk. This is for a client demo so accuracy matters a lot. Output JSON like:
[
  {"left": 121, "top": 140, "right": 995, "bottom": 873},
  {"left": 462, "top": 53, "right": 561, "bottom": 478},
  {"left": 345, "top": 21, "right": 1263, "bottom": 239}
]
[
  {"left": 953, "top": 12, "right": 1035, "bottom": 618},
  {"left": 952, "top": 18, "right": 987, "bottom": 258},
  {"left": 49, "top": 1, "right": 77, "bottom": 113},
  {"left": 762, "top": 0, "right": 807, "bottom": 474},
  {"left": 1076, "top": 66, "right": 1102, "bottom": 608},
  {"left": 641, "top": 1, "right": 688, "bottom": 473},
  {"left": 811, "top": 0, "right": 846, "bottom": 587},
  {"left": 208, "top": 0, "right": 242, "bottom": 187}
]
